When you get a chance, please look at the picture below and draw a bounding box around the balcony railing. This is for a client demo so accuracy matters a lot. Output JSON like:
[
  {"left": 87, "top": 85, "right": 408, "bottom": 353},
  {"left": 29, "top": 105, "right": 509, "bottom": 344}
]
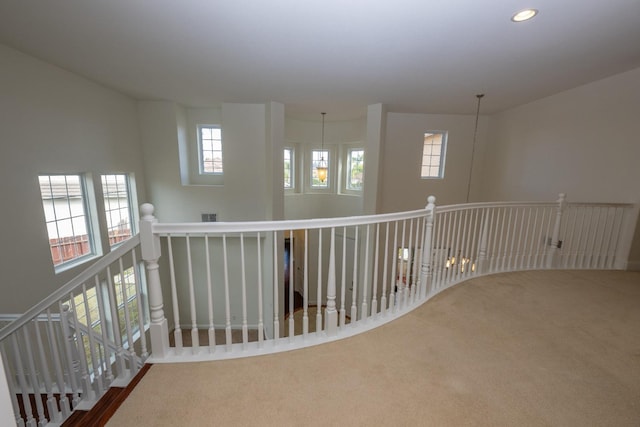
[{"left": 1, "top": 193, "right": 637, "bottom": 426}]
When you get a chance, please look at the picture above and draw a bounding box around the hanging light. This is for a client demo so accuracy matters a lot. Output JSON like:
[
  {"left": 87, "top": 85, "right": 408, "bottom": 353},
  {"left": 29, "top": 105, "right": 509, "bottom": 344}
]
[{"left": 316, "top": 112, "right": 328, "bottom": 182}]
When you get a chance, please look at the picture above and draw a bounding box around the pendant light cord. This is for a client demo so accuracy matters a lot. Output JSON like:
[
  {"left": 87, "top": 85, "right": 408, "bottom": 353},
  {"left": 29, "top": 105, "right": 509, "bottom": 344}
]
[
  {"left": 321, "top": 112, "right": 326, "bottom": 160},
  {"left": 466, "top": 94, "right": 484, "bottom": 203}
]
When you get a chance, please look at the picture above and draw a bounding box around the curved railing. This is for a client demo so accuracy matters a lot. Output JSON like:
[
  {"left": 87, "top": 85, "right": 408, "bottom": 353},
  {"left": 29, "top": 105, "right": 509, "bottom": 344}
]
[{"left": 1, "top": 193, "right": 637, "bottom": 425}]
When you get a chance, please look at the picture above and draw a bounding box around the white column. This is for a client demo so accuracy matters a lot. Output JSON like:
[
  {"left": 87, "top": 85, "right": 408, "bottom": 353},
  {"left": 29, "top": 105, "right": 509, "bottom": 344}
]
[{"left": 139, "top": 203, "right": 170, "bottom": 358}]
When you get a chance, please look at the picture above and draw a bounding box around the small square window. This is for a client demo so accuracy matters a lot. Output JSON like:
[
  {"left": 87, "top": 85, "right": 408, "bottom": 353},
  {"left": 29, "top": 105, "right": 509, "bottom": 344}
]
[
  {"left": 198, "top": 125, "right": 223, "bottom": 175},
  {"left": 421, "top": 132, "right": 447, "bottom": 179}
]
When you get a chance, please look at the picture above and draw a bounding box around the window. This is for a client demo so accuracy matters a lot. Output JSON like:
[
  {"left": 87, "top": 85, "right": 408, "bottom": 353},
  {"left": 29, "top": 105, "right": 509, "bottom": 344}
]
[
  {"left": 421, "top": 132, "right": 447, "bottom": 178},
  {"left": 198, "top": 125, "right": 223, "bottom": 175},
  {"left": 311, "top": 149, "right": 329, "bottom": 188},
  {"left": 101, "top": 174, "right": 134, "bottom": 247},
  {"left": 39, "top": 175, "right": 95, "bottom": 267},
  {"left": 346, "top": 149, "right": 364, "bottom": 191},
  {"left": 284, "top": 148, "right": 294, "bottom": 189}
]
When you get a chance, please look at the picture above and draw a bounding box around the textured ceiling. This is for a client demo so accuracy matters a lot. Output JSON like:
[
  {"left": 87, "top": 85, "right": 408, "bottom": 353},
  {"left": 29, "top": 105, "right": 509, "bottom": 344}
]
[{"left": 1, "top": 0, "right": 639, "bottom": 119}]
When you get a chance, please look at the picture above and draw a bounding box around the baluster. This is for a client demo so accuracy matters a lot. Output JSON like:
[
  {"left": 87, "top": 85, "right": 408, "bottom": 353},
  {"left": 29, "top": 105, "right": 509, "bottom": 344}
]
[
  {"left": 445, "top": 212, "right": 455, "bottom": 284},
  {"left": 361, "top": 224, "right": 370, "bottom": 320},
  {"left": 131, "top": 251, "right": 148, "bottom": 359},
  {"left": 46, "top": 309, "right": 71, "bottom": 418},
  {"left": 81, "top": 284, "right": 103, "bottom": 395},
  {"left": 272, "top": 231, "right": 279, "bottom": 341},
  {"left": 520, "top": 208, "right": 532, "bottom": 270},
  {"left": 351, "top": 226, "right": 359, "bottom": 323},
  {"left": 453, "top": 211, "right": 464, "bottom": 281},
  {"left": 388, "top": 222, "right": 398, "bottom": 311},
  {"left": 370, "top": 224, "right": 380, "bottom": 316},
  {"left": 303, "top": 229, "right": 309, "bottom": 336},
  {"left": 204, "top": 236, "right": 216, "bottom": 352},
  {"left": 185, "top": 235, "right": 199, "bottom": 353},
  {"left": 411, "top": 217, "right": 422, "bottom": 301},
  {"left": 610, "top": 207, "right": 626, "bottom": 268},
  {"left": 1, "top": 344, "right": 25, "bottom": 427},
  {"left": 241, "top": 233, "right": 249, "bottom": 348},
  {"left": 325, "top": 227, "right": 338, "bottom": 336},
  {"left": 546, "top": 193, "right": 566, "bottom": 268},
  {"left": 94, "top": 277, "right": 113, "bottom": 386},
  {"left": 588, "top": 207, "right": 603, "bottom": 268},
  {"left": 118, "top": 258, "right": 137, "bottom": 369},
  {"left": 433, "top": 211, "right": 445, "bottom": 289},
  {"left": 256, "top": 232, "right": 264, "bottom": 348},
  {"left": 506, "top": 209, "right": 517, "bottom": 271},
  {"left": 287, "top": 230, "right": 294, "bottom": 342},
  {"left": 460, "top": 209, "right": 472, "bottom": 279},
  {"left": 22, "top": 326, "right": 47, "bottom": 426},
  {"left": 526, "top": 208, "right": 538, "bottom": 269},
  {"left": 166, "top": 236, "right": 183, "bottom": 353},
  {"left": 139, "top": 204, "right": 169, "bottom": 358},
  {"left": 469, "top": 208, "right": 480, "bottom": 276},
  {"left": 316, "top": 229, "right": 323, "bottom": 333},
  {"left": 403, "top": 219, "right": 413, "bottom": 307},
  {"left": 105, "top": 268, "right": 127, "bottom": 378},
  {"left": 601, "top": 208, "right": 616, "bottom": 269},
  {"left": 10, "top": 334, "right": 36, "bottom": 427},
  {"left": 33, "top": 317, "right": 59, "bottom": 423},
  {"left": 68, "top": 294, "right": 93, "bottom": 401},
  {"left": 398, "top": 220, "right": 407, "bottom": 307},
  {"left": 222, "top": 235, "right": 232, "bottom": 351},
  {"left": 486, "top": 208, "right": 498, "bottom": 273},
  {"left": 457, "top": 210, "right": 469, "bottom": 278},
  {"left": 563, "top": 207, "right": 577, "bottom": 269},
  {"left": 380, "top": 223, "right": 390, "bottom": 314},
  {"left": 58, "top": 304, "right": 80, "bottom": 407},
  {"left": 339, "top": 227, "right": 347, "bottom": 327}
]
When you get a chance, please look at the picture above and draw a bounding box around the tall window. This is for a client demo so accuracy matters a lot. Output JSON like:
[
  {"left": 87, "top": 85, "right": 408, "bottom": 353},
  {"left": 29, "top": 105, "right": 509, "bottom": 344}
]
[
  {"left": 198, "top": 125, "right": 223, "bottom": 174},
  {"left": 311, "top": 149, "right": 329, "bottom": 188},
  {"left": 39, "top": 175, "right": 94, "bottom": 267},
  {"left": 421, "top": 132, "right": 447, "bottom": 178},
  {"left": 284, "top": 148, "right": 293, "bottom": 189},
  {"left": 101, "top": 174, "right": 134, "bottom": 247},
  {"left": 346, "top": 149, "right": 364, "bottom": 191}
]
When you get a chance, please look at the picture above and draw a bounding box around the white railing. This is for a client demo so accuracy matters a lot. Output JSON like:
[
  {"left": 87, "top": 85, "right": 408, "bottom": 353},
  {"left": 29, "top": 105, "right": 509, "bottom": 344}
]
[
  {"left": 139, "top": 194, "right": 637, "bottom": 362},
  {"left": 0, "top": 236, "right": 149, "bottom": 427},
  {"left": 1, "top": 193, "right": 637, "bottom": 426}
]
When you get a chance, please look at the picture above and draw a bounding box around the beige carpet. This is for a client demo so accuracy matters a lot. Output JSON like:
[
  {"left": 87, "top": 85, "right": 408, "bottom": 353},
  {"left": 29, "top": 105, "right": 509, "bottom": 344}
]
[{"left": 107, "top": 270, "right": 640, "bottom": 426}]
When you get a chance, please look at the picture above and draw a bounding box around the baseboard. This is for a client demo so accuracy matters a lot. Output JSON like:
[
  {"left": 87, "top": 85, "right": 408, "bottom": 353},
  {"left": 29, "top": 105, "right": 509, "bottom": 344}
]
[{"left": 625, "top": 261, "right": 640, "bottom": 271}]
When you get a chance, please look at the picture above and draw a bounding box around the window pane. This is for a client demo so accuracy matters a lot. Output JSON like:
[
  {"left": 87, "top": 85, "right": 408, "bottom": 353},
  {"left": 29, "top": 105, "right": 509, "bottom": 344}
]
[
  {"left": 284, "top": 148, "right": 293, "bottom": 189},
  {"left": 39, "top": 175, "right": 95, "bottom": 267},
  {"left": 347, "top": 149, "right": 364, "bottom": 191},
  {"left": 421, "top": 132, "right": 447, "bottom": 178},
  {"left": 199, "top": 125, "right": 223, "bottom": 175},
  {"left": 102, "top": 174, "right": 134, "bottom": 247}
]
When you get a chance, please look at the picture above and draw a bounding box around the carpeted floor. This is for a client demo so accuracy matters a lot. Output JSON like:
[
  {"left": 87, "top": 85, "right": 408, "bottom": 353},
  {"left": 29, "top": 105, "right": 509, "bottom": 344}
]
[{"left": 107, "top": 270, "right": 640, "bottom": 426}]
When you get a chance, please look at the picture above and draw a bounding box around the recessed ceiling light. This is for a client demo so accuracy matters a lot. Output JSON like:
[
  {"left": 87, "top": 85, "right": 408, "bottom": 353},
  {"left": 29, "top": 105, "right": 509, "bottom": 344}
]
[{"left": 511, "top": 8, "right": 538, "bottom": 22}]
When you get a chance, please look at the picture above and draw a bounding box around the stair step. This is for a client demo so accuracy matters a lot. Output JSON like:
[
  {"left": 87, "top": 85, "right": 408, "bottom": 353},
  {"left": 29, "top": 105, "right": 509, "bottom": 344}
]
[{"left": 62, "top": 364, "right": 152, "bottom": 427}]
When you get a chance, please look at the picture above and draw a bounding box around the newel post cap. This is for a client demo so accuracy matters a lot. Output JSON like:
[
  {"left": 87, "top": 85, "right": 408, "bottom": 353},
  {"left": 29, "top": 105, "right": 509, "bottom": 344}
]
[{"left": 140, "top": 203, "right": 156, "bottom": 221}]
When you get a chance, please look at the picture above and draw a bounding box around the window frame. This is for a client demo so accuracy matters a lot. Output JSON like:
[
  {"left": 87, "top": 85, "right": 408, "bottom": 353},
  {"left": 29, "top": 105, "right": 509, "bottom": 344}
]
[
  {"left": 38, "top": 173, "right": 101, "bottom": 272},
  {"left": 101, "top": 174, "right": 136, "bottom": 248},
  {"left": 421, "top": 131, "right": 448, "bottom": 179},
  {"left": 309, "top": 148, "right": 331, "bottom": 191},
  {"left": 197, "top": 124, "right": 224, "bottom": 176},
  {"left": 344, "top": 147, "right": 365, "bottom": 193},
  {"left": 284, "top": 147, "right": 295, "bottom": 191}
]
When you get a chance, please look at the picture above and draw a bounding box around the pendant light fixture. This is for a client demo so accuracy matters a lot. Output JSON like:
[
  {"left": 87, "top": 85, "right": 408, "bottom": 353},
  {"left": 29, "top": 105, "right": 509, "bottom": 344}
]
[
  {"left": 316, "top": 112, "right": 328, "bottom": 183},
  {"left": 466, "top": 94, "right": 484, "bottom": 203}
]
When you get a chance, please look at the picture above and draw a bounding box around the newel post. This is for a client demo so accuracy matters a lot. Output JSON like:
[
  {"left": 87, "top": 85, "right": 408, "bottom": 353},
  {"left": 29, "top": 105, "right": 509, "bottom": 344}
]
[
  {"left": 324, "top": 227, "right": 338, "bottom": 336},
  {"left": 139, "top": 203, "right": 170, "bottom": 358},
  {"left": 419, "top": 196, "right": 436, "bottom": 299},
  {"left": 546, "top": 193, "right": 566, "bottom": 269}
]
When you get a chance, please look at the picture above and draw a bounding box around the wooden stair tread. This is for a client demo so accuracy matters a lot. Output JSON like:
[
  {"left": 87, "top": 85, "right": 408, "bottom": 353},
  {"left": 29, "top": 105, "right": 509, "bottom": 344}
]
[{"left": 62, "top": 364, "right": 152, "bottom": 427}]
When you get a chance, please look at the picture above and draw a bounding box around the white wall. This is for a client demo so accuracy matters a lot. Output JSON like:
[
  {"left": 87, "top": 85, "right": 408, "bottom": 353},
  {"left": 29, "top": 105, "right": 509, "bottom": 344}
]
[
  {"left": 0, "top": 43, "right": 147, "bottom": 313},
  {"left": 481, "top": 67, "right": 640, "bottom": 203},
  {"left": 380, "top": 112, "right": 489, "bottom": 212}
]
